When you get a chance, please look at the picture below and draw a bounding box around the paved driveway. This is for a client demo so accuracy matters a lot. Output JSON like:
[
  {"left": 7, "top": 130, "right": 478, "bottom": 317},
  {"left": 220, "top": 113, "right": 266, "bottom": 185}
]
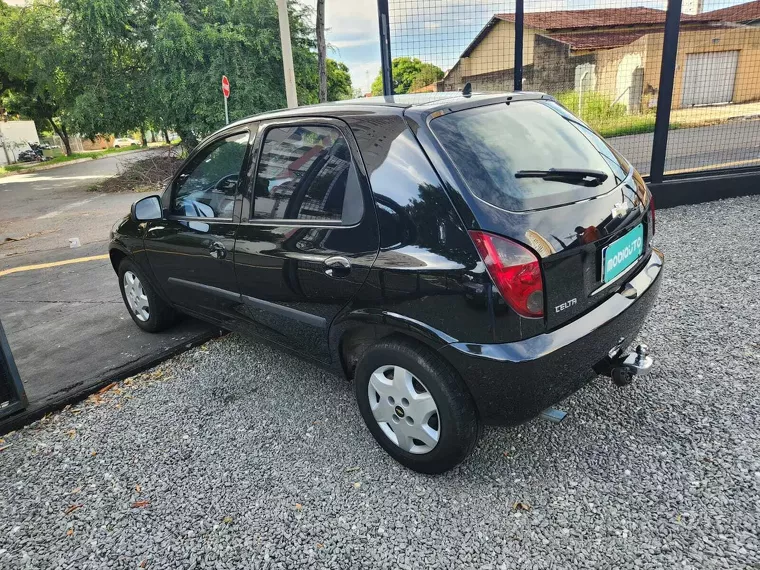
[{"left": 0, "top": 152, "right": 215, "bottom": 431}]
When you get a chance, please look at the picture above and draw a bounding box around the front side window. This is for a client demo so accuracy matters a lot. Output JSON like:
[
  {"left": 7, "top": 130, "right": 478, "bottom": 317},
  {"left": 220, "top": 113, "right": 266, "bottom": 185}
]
[
  {"left": 251, "top": 125, "right": 362, "bottom": 224},
  {"left": 172, "top": 132, "right": 249, "bottom": 219}
]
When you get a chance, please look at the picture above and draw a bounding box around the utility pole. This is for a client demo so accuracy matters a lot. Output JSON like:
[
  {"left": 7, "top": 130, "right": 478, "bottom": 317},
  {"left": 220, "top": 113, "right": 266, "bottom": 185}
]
[
  {"left": 317, "top": 0, "right": 327, "bottom": 103},
  {"left": 276, "top": 0, "right": 298, "bottom": 108}
]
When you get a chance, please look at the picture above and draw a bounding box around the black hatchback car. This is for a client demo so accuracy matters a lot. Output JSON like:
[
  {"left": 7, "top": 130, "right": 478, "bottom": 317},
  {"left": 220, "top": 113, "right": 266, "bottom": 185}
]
[{"left": 110, "top": 92, "right": 662, "bottom": 473}]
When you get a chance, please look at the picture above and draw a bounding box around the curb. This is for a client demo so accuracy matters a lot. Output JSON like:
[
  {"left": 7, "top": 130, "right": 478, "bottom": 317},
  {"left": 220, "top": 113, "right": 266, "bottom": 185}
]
[
  {"left": 0, "top": 148, "right": 160, "bottom": 178},
  {"left": 0, "top": 327, "right": 226, "bottom": 435},
  {"left": 0, "top": 158, "right": 93, "bottom": 177}
]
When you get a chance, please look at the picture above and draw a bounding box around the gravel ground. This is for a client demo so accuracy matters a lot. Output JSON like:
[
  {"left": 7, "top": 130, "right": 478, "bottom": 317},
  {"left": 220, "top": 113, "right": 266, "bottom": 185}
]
[{"left": 1, "top": 196, "right": 759, "bottom": 570}]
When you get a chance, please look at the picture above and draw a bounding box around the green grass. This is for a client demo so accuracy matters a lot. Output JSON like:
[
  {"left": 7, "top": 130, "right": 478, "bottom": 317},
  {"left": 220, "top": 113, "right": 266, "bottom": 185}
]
[
  {"left": 0, "top": 144, "right": 166, "bottom": 175},
  {"left": 596, "top": 115, "right": 657, "bottom": 138},
  {"left": 0, "top": 153, "right": 86, "bottom": 174},
  {"left": 554, "top": 91, "right": 666, "bottom": 138}
]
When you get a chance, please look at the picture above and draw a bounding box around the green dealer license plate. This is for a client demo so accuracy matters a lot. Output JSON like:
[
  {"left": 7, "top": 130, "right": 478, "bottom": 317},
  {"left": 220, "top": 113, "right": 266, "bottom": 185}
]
[{"left": 602, "top": 223, "right": 644, "bottom": 283}]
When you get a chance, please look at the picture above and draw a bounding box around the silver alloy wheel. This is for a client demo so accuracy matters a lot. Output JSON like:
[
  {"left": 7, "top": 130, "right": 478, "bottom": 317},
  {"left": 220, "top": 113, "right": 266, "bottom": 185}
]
[
  {"left": 123, "top": 270, "right": 150, "bottom": 322},
  {"left": 367, "top": 365, "right": 440, "bottom": 454}
]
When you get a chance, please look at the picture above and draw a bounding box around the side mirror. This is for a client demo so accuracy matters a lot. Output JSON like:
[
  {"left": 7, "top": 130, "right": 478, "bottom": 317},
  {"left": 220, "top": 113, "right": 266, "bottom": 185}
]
[{"left": 131, "top": 195, "right": 163, "bottom": 221}]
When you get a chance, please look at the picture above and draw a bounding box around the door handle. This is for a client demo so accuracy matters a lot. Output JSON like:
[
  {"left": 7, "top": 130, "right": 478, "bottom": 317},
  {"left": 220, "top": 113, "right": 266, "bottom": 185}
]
[
  {"left": 324, "top": 256, "right": 351, "bottom": 278},
  {"left": 209, "top": 241, "right": 227, "bottom": 259}
]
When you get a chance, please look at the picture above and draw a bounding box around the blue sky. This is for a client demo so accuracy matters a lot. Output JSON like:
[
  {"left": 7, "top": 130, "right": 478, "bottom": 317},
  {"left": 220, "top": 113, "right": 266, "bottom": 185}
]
[{"left": 304, "top": 0, "right": 750, "bottom": 93}]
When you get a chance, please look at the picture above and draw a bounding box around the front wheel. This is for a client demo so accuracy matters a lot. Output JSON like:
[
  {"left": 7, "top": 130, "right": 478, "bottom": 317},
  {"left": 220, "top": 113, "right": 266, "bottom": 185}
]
[
  {"left": 354, "top": 338, "right": 480, "bottom": 474},
  {"left": 118, "top": 258, "right": 178, "bottom": 333}
]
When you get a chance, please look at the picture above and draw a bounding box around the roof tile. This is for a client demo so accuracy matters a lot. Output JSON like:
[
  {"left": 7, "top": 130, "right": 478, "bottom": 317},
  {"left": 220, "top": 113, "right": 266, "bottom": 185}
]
[
  {"left": 496, "top": 7, "right": 717, "bottom": 30},
  {"left": 702, "top": 0, "right": 760, "bottom": 22}
]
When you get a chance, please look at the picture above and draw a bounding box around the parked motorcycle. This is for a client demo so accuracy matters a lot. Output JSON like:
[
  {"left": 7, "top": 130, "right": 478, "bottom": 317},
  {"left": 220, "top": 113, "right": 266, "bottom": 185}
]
[{"left": 17, "top": 142, "right": 52, "bottom": 163}]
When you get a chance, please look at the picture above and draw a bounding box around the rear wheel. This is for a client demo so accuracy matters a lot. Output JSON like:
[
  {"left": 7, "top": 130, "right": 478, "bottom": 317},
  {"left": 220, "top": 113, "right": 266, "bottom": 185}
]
[
  {"left": 354, "top": 338, "right": 480, "bottom": 474},
  {"left": 118, "top": 258, "right": 178, "bottom": 333}
]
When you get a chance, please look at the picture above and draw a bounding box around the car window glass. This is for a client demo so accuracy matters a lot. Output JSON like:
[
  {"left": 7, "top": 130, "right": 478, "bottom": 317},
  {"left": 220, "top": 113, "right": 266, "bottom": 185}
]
[
  {"left": 430, "top": 100, "right": 629, "bottom": 212},
  {"left": 547, "top": 101, "right": 629, "bottom": 182},
  {"left": 252, "top": 125, "right": 362, "bottom": 224},
  {"left": 172, "top": 132, "right": 249, "bottom": 219}
]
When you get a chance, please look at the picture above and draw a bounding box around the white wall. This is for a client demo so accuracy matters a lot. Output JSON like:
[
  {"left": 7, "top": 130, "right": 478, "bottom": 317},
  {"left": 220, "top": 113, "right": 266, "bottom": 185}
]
[{"left": 0, "top": 121, "right": 40, "bottom": 166}]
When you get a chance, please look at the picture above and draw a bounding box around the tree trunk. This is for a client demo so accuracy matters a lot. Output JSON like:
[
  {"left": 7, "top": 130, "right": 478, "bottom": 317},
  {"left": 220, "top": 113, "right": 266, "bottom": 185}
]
[
  {"left": 316, "top": 0, "right": 327, "bottom": 103},
  {"left": 49, "top": 118, "right": 72, "bottom": 156},
  {"left": 176, "top": 127, "right": 198, "bottom": 153},
  {"left": 60, "top": 122, "right": 73, "bottom": 155},
  {"left": 163, "top": 129, "right": 170, "bottom": 144},
  {"left": 140, "top": 125, "right": 148, "bottom": 147}
]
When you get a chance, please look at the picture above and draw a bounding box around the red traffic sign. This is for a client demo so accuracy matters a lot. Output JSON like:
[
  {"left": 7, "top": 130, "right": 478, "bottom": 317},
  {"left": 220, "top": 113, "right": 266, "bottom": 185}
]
[{"left": 221, "top": 75, "right": 230, "bottom": 99}]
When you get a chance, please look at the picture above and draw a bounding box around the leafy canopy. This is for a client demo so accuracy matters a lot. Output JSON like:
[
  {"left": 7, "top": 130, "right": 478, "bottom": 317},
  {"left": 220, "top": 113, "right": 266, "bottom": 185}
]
[
  {"left": 0, "top": 0, "right": 354, "bottom": 150},
  {"left": 371, "top": 57, "right": 444, "bottom": 96},
  {"left": 0, "top": 0, "right": 78, "bottom": 145}
]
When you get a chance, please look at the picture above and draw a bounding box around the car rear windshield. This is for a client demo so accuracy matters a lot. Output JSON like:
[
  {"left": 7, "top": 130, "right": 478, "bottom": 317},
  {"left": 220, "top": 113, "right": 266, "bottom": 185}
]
[{"left": 429, "top": 100, "right": 630, "bottom": 212}]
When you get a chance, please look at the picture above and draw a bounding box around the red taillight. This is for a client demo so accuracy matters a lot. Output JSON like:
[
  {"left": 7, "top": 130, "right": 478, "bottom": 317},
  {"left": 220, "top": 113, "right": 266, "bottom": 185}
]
[
  {"left": 649, "top": 193, "right": 656, "bottom": 235},
  {"left": 468, "top": 230, "right": 544, "bottom": 318}
]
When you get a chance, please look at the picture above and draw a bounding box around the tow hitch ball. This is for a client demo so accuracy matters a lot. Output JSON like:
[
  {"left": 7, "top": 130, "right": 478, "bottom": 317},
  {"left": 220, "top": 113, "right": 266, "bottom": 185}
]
[{"left": 609, "top": 344, "right": 653, "bottom": 386}]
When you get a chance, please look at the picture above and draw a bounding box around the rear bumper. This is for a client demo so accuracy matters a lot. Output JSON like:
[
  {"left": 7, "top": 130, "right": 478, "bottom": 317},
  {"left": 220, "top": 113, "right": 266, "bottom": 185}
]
[{"left": 440, "top": 248, "right": 664, "bottom": 425}]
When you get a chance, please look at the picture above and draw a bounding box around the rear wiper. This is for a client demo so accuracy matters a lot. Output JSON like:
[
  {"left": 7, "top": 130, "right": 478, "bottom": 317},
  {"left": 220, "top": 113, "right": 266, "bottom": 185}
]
[{"left": 514, "top": 168, "right": 608, "bottom": 186}]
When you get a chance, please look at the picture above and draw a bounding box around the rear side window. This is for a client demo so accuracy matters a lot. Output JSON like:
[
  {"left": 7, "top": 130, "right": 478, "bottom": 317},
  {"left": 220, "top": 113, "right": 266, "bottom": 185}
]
[
  {"left": 252, "top": 125, "right": 363, "bottom": 224},
  {"left": 429, "top": 100, "right": 629, "bottom": 212}
]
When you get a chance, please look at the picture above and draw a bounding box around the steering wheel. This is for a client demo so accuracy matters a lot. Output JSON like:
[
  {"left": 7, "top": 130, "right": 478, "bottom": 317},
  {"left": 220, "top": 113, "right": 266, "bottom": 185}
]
[{"left": 213, "top": 174, "right": 238, "bottom": 195}]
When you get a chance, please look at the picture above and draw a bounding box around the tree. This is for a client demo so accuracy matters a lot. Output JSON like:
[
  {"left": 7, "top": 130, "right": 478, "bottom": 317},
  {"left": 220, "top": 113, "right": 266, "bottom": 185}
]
[
  {"left": 0, "top": 1, "right": 78, "bottom": 155},
  {"left": 60, "top": 0, "right": 154, "bottom": 143},
  {"left": 148, "top": 0, "right": 322, "bottom": 148},
  {"left": 326, "top": 59, "right": 353, "bottom": 101},
  {"left": 371, "top": 57, "right": 444, "bottom": 96},
  {"left": 316, "top": 0, "right": 327, "bottom": 103},
  {"left": 1, "top": 0, "right": 354, "bottom": 154}
]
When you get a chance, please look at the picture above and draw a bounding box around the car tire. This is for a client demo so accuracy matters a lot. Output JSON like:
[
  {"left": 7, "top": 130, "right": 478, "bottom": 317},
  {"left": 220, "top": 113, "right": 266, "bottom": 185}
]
[
  {"left": 354, "top": 338, "right": 480, "bottom": 474},
  {"left": 117, "top": 258, "right": 178, "bottom": 333}
]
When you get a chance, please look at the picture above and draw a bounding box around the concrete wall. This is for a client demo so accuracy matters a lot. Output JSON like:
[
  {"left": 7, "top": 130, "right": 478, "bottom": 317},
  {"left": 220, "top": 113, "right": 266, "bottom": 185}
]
[
  {"left": 81, "top": 136, "right": 113, "bottom": 151},
  {"left": 527, "top": 34, "right": 591, "bottom": 94},
  {"left": 443, "top": 21, "right": 539, "bottom": 90},
  {"left": 596, "top": 35, "right": 652, "bottom": 111},
  {"left": 0, "top": 120, "right": 40, "bottom": 166},
  {"left": 673, "top": 27, "right": 760, "bottom": 107},
  {"left": 443, "top": 22, "right": 760, "bottom": 109},
  {"left": 449, "top": 35, "right": 594, "bottom": 95},
  {"left": 596, "top": 27, "right": 760, "bottom": 111},
  {"left": 462, "top": 20, "right": 539, "bottom": 75}
]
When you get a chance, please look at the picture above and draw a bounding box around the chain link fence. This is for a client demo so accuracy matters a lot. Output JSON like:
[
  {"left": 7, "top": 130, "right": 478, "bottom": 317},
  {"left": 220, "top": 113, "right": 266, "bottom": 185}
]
[{"left": 384, "top": 0, "right": 760, "bottom": 180}]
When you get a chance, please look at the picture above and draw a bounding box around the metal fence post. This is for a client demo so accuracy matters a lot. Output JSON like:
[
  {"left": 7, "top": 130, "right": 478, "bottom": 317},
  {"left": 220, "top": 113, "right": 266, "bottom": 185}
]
[
  {"left": 377, "top": 0, "right": 394, "bottom": 96},
  {"left": 0, "top": 318, "right": 27, "bottom": 420},
  {"left": 649, "top": 0, "right": 682, "bottom": 184},
  {"left": 514, "top": 0, "right": 524, "bottom": 91}
]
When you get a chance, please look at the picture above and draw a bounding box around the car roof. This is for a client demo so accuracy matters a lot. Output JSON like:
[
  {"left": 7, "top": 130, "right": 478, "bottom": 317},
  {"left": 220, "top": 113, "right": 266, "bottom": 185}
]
[
  {"left": 203, "top": 91, "right": 549, "bottom": 146},
  {"left": 221, "top": 91, "right": 545, "bottom": 126}
]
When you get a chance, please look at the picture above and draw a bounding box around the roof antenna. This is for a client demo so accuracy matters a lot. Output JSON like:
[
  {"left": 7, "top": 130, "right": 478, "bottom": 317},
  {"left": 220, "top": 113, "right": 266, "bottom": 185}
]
[{"left": 462, "top": 82, "right": 472, "bottom": 97}]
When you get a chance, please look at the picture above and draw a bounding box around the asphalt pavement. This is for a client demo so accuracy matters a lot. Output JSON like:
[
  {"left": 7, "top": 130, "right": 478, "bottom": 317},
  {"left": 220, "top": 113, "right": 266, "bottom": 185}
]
[
  {"left": 0, "top": 196, "right": 757, "bottom": 569},
  {"left": 609, "top": 119, "right": 760, "bottom": 175},
  {"left": 0, "top": 150, "right": 163, "bottom": 257},
  {"left": 0, "top": 151, "right": 216, "bottom": 432}
]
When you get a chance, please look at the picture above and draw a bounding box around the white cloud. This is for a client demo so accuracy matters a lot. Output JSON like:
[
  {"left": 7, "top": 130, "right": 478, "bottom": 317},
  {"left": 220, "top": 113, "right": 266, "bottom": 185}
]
[
  {"left": 348, "top": 61, "right": 382, "bottom": 94},
  {"left": 301, "top": 0, "right": 380, "bottom": 95},
  {"left": 329, "top": 38, "right": 378, "bottom": 49}
]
